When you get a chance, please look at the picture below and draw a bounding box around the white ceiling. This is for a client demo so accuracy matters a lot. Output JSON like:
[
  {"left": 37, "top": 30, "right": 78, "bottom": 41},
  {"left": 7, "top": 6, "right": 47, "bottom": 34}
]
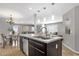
[{"left": 0, "top": 3, "right": 79, "bottom": 24}]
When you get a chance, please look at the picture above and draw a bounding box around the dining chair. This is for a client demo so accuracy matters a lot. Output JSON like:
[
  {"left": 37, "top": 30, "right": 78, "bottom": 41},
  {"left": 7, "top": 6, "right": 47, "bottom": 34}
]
[
  {"left": 0, "top": 34, "right": 6, "bottom": 48},
  {"left": 12, "top": 34, "right": 18, "bottom": 47}
]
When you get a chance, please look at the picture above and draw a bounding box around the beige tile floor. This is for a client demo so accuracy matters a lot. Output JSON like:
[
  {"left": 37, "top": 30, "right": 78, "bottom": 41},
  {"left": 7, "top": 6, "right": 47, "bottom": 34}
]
[{"left": 0, "top": 45, "right": 79, "bottom": 56}]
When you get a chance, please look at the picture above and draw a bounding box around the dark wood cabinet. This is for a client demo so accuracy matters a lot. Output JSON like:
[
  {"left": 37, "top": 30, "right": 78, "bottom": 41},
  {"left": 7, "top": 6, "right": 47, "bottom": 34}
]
[
  {"left": 29, "top": 39, "right": 46, "bottom": 56},
  {"left": 47, "top": 40, "right": 62, "bottom": 56},
  {"left": 20, "top": 36, "right": 62, "bottom": 56},
  {"left": 29, "top": 44, "right": 45, "bottom": 56},
  {"left": 28, "top": 39, "right": 62, "bottom": 56}
]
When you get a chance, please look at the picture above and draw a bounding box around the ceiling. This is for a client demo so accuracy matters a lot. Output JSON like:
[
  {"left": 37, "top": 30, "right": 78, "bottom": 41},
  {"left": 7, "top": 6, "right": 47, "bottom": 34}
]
[{"left": 0, "top": 3, "right": 79, "bottom": 24}]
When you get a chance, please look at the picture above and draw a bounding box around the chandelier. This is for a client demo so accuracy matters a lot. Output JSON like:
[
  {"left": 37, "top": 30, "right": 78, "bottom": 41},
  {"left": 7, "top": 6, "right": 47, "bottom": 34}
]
[
  {"left": 6, "top": 14, "right": 14, "bottom": 31},
  {"left": 6, "top": 14, "right": 14, "bottom": 25}
]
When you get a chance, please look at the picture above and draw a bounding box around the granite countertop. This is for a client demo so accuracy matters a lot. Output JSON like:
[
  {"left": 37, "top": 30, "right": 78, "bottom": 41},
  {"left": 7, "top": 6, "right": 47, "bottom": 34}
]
[{"left": 20, "top": 34, "right": 63, "bottom": 43}]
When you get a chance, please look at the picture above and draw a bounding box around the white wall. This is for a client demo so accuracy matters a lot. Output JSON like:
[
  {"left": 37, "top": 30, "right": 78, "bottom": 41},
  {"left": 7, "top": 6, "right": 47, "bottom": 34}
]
[
  {"left": 58, "top": 22, "right": 64, "bottom": 35},
  {"left": 58, "top": 6, "right": 79, "bottom": 53},
  {"left": 0, "top": 16, "right": 9, "bottom": 42},
  {"left": 63, "top": 7, "right": 75, "bottom": 50},
  {"left": 75, "top": 6, "right": 79, "bottom": 51},
  {"left": 46, "top": 24, "right": 58, "bottom": 33},
  {"left": 62, "top": 6, "right": 79, "bottom": 52},
  {"left": 0, "top": 17, "right": 9, "bottom": 34}
]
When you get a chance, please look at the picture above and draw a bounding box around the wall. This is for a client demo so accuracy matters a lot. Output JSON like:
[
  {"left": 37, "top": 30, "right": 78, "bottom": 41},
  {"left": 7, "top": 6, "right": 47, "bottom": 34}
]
[
  {"left": 46, "top": 22, "right": 63, "bottom": 35},
  {"left": 0, "top": 17, "right": 9, "bottom": 42},
  {"left": 75, "top": 6, "right": 79, "bottom": 51},
  {"left": 63, "top": 7, "right": 75, "bottom": 50},
  {"left": 58, "top": 22, "right": 64, "bottom": 35},
  {"left": 0, "top": 17, "right": 9, "bottom": 34},
  {"left": 46, "top": 23, "right": 58, "bottom": 33},
  {"left": 37, "top": 15, "right": 63, "bottom": 34},
  {"left": 62, "top": 6, "right": 79, "bottom": 52}
]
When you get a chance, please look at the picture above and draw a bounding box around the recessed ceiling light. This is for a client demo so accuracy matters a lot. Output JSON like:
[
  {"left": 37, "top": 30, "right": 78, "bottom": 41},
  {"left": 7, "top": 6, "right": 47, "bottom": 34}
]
[{"left": 29, "top": 8, "right": 32, "bottom": 10}]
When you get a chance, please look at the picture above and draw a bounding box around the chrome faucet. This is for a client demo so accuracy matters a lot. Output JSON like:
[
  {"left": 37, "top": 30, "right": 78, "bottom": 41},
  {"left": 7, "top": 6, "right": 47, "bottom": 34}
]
[{"left": 39, "top": 27, "right": 48, "bottom": 38}]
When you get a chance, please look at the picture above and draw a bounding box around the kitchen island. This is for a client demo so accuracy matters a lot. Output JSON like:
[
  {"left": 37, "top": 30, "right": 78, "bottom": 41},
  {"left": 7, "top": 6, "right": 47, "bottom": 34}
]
[{"left": 20, "top": 34, "right": 63, "bottom": 56}]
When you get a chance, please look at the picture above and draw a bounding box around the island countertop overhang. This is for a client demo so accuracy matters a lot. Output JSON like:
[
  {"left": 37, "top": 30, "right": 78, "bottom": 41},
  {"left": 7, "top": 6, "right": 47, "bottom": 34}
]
[{"left": 20, "top": 34, "right": 63, "bottom": 44}]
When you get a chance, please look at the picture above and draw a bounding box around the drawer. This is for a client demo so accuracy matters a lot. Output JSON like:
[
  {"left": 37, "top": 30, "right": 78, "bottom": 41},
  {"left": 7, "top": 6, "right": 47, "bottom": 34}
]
[
  {"left": 29, "top": 39, "right": 46, "bottom": 52},
  {"left": 29, "top": 44, "right": 45, "bottom": 56}
]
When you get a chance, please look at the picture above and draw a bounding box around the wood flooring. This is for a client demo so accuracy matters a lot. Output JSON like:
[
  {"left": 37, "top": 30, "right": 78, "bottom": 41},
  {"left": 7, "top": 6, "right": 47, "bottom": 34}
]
[
  {"left": 0, "top": 45, "right": 24, "bottom": 56},
  {"left": 0, "top": 45, "right": 79, "bottom": 56},
  {"left": 62, "top": 45, "right": 79, "bottom": 56}
]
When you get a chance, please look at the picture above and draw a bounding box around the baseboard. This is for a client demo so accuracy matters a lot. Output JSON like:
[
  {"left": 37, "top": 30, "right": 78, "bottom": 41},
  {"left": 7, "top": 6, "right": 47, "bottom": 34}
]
[{"left": 63, "top": 43, "right": 79, "bottom": 54}]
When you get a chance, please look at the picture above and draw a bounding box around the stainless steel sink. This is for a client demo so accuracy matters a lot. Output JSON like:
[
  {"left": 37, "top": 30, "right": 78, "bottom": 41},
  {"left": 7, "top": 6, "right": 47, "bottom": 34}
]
[{"left": 33, "top": 36, "right": 50, "bottom": 39}]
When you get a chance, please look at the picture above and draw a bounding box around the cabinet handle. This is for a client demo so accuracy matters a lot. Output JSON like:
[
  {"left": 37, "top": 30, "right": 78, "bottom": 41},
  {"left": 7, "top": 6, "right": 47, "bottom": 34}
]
[{"left": 56, "top": 44, "right": 58, "bottom": 49}]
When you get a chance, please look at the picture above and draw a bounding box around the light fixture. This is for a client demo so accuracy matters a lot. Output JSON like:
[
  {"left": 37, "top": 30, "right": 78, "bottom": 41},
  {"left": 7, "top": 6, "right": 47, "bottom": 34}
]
[
  {"left": 6, "top": 14, "right": 14, "bottom": 24},
  {"left": 6, "top": 14, "right": 14, "bottom": 31}
]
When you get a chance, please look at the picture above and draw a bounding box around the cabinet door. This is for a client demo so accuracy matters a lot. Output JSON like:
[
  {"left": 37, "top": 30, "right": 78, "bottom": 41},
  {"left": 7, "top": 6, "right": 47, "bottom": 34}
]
[
  {"left": 47, "top": 41, "right": 57, "bottom": 56},
  {"left": 56, "top": 40, "right": 62, "bottom": 56},
  {"left": 47, "top": 40, "right": 62, "bottom": 56},
  {"left": 29, "top": 44, "right": 35, "bottom": 56},
  {"left": 29, "top": 39, "right": 45, "bottom": 52},
  {"left": 29, "top": 44, "right": 45, "bottom": 56}
]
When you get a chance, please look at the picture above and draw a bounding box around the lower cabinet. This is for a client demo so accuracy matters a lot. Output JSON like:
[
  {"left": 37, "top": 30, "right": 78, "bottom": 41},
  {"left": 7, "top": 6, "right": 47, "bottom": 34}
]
[
  {"left": 28, "top": 39, "right": 62, "bottom": 56},
  {"left": 20, "top": 36, "right": 62, "bottom": 56},
  {"left": 47, "top": 40, "right": 62, "bottom": 56},
  {"left": 29, "top": 44, "right": 45, "bottom": 56},
  {"left": 29, "top": 39, "right": 46, "bottom": 56}
]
